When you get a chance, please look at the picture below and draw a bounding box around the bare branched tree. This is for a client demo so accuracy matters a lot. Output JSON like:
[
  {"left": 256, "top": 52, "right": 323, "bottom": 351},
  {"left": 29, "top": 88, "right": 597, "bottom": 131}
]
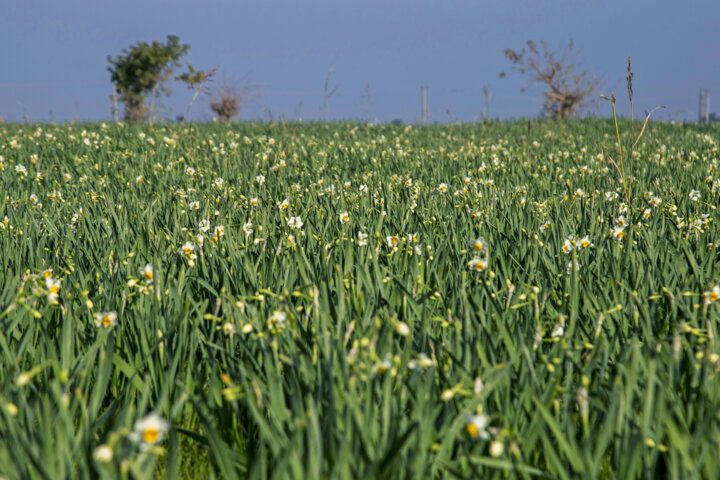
[
  {"left": 500, "top": 40, "right": 599, "bottom": 119},
  {"left": 209, "top": 74, "right": 259, "bottom": 122},
  {"left": 177, "top": 64, "right": 218, "bottom": 121}
]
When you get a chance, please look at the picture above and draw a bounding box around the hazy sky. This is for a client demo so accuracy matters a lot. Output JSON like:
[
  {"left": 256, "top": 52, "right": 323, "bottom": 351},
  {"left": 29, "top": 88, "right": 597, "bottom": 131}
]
[{"left": 1, "top": 0, "right": 717, "bottom": 123}]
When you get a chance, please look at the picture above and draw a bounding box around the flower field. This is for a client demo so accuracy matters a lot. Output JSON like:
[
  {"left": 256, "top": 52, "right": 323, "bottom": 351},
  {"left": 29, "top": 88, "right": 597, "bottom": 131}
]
[{"left": 1, "top": 119, "right": 719, "bottom": 479}]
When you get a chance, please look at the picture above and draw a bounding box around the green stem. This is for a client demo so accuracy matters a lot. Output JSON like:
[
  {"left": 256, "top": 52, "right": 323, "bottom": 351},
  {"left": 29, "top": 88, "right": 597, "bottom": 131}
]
[{"left": 610, "top": 101, "right": 628, "bottom": 202}]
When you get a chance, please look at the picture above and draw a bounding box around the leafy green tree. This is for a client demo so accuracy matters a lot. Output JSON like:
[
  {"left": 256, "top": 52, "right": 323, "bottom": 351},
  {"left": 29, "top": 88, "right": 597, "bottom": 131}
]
[{"left": 108, "top": 35, "right": 190, "bottom": 122}]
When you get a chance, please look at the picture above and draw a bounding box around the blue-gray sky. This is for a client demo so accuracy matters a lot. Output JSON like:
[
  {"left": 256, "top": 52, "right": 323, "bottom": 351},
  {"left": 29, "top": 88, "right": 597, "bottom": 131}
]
[{"left": 1, "top": 0, "right": 717, "bottom": 123}]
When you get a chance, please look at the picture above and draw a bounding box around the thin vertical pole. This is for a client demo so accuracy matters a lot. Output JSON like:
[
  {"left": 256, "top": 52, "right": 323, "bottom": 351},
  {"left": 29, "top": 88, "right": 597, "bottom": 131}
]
[
  {"left": 421, "top": 86, "right": 428, "bottom": 125},
  {"left": 112, "top": 85, "right": 119, "bottom": 122},
  {"left": 705, "top": 91, "right": 710, "bottom": 124}
]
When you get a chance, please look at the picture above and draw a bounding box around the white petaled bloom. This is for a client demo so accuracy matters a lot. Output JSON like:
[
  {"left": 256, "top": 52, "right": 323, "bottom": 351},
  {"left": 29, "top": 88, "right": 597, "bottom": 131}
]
[
  {"left": 689, "top": 190, "right": 701, "bottom": 202},
  {"left": 706, "top": 285, "right": 720, "bottom": 303},
  {"left": 140, "top": 264, "right": 154, "bottom": 283},
  {"left": 30, "top": 193, "right": 38, "bottom": 203},
  {"left": 650, "top": 196, "right": 662, "bottom": 207},
  {"left": 579, "top": 235, "right": 591, "bottom": 248},
  {"left": 181, "top": 242, "right": 195, "bottom": 256},
  {"left": 465, "top": 414, "right": 490, "bottom": 440},
  {"left": 256, "top": 175, "right": 265, "bottom": 185},
  {"left": 279, "top": 198, "right": 289, "bottom": 211},
  {"left": 15, "top": 164, "right": 27, "bottom": 176},
  {"left": 643, "top": 208, "right": 652, "bottom": 220},
  {"left": 46, "top": 277, "right": 61, "bottom": 302},
  {"left": 605, "top": 191, "right": 619, "bottom": 201},
  {"left": 199, "top": 219, "right": 210, "bottom": 232},
  {"left": 469, "top": 257, "right": 487, "bottom": 272},
  {"left": 386, "top": 235, "right": 400, "bottom": 248},
  {"left": 214, "top": 225, "right": 225, "bottom": 237},
  {"left": 561, "top": 238, "right": 573, "bottom": 254},
  {"left": 539, "top": 221, "right": 551, "bottom": 232},
  {"left": 616, "top": 216, "right": 627, "bottom": 227},
  {"left": 268, "top": 310, "right": 287, "bottom": 329},
  {"left": 438, "top": 183, "right": 448, "bottom": 193},
  {"left": 189, "top": 201, "right": 200, "bottom": 210},
  {"left": 288, "top": 216, "right": 304, "bottom": 229},
  {"left": 612, "top": 226, "right": 626, "bottom": 240},
  {"left": 185, "top": 166, "right": 195, "bottom": 175},
  {"left": 357, "top": 232, "right": 369, "bottom": 246},
  {"left": 250, "top": 197, "right": 259, "bottom": 207},
  {"left": 243, "top": 220, "right": 253, "bottom": 237},
  {"left": 95, "top": 311, "right": 118, "bottom": 328},
  {"left": 551, "top": 316, "right": 566, "bottom": 337},
  {"left": 471, "top": 238, "right": 486, "bottom": 253},
  {"left": 339, "top": 212, "right": 350, "bottom": 224},
  {"left": 131, "top": 412, "right": 169, "bottom": 446},
  {"left": 574, "top": 189, "right": 585, "bottom": 199}
]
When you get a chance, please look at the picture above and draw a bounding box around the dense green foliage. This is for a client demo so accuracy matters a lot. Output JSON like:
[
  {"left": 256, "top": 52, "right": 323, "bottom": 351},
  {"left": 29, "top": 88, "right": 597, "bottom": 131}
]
[
  {"left": 108, "top": 35, "right": 190, "bottom": 122},
  {"left": 0, "top": 119, "right": 719, "bottom": 479}
]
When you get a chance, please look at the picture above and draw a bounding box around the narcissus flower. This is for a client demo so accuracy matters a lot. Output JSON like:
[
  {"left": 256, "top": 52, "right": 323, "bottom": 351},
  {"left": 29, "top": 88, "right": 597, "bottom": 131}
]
[
  {"left": 181, "top": 242, "right": 195, "bottom": 256},
  {"left": 339, "top": 212, "right": 350, "bottom": 224},
  {"left": 386, "top": 235, "right": 400, "bottom": 248},
  {"left": 95, "top": 311, "right": 118, "bottom": 328},
  {"left": 140, "top": 264, "right": 154, "bottom": 283},
  {"left": 466, "top": 413, "right": 490, "bottom": 440},
  {"left": 471, "top": 238, "right": 487, "bottom": 253},
  {"left": 46, "top": 277, "right": 61, "bottom": 302},
  {"left": 131, "top": 412, "right": 169, "bottom": 446},
  {"left": 469, "top": 257, "right": 487, "bottom": 272},
  {"left": 612, "top": 226, "right": 626, "bottom": 240},
  {"left": 706, "top": 285, "right": 720, "bottom": 303},
  {"left": 288, "top": 216, "right": 303, "bottom": 229}
]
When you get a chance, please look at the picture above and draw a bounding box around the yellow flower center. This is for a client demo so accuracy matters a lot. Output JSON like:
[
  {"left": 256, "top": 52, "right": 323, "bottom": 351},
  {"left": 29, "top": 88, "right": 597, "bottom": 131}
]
[
  {"left": 475, "top": 262, "right": 484, "bottom": 271},
  {"left": 474, "top": 243, "right": 483, "bottom": 251},
  {"left": 212, "top": 236, "right": 218, "bottom": 242},
  {"left": 50, "top": 286, "right": 60, "bottom": 294},
  {"left": 466, "top": 423, "right": 479, "bottom": 438},
  {"left": 142, "top": 427, "right": 160, "bottom": 444},
  {"left": 710, "top": 292, "right": 719, "bottom": 302},
  {"left": 582, "top": 241, "right": 589, "bottom": 248},
  {"left": 391, "top": 238, "right": 398, "bottom": 244},
  {"left": 144, "top": 272, "right": 153, "bottom": 281},
  {"left": 102, "top": 316, "right": 112, "bottom": 326},
  {"left": 184, "top": 248, "right": 191, "bottom": 255},
  {"left": 617, "top": 231, "right": 625, "bottom": 239},
  {"left": 42, "top": 271, "right": 52, "bottom": 279}
]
